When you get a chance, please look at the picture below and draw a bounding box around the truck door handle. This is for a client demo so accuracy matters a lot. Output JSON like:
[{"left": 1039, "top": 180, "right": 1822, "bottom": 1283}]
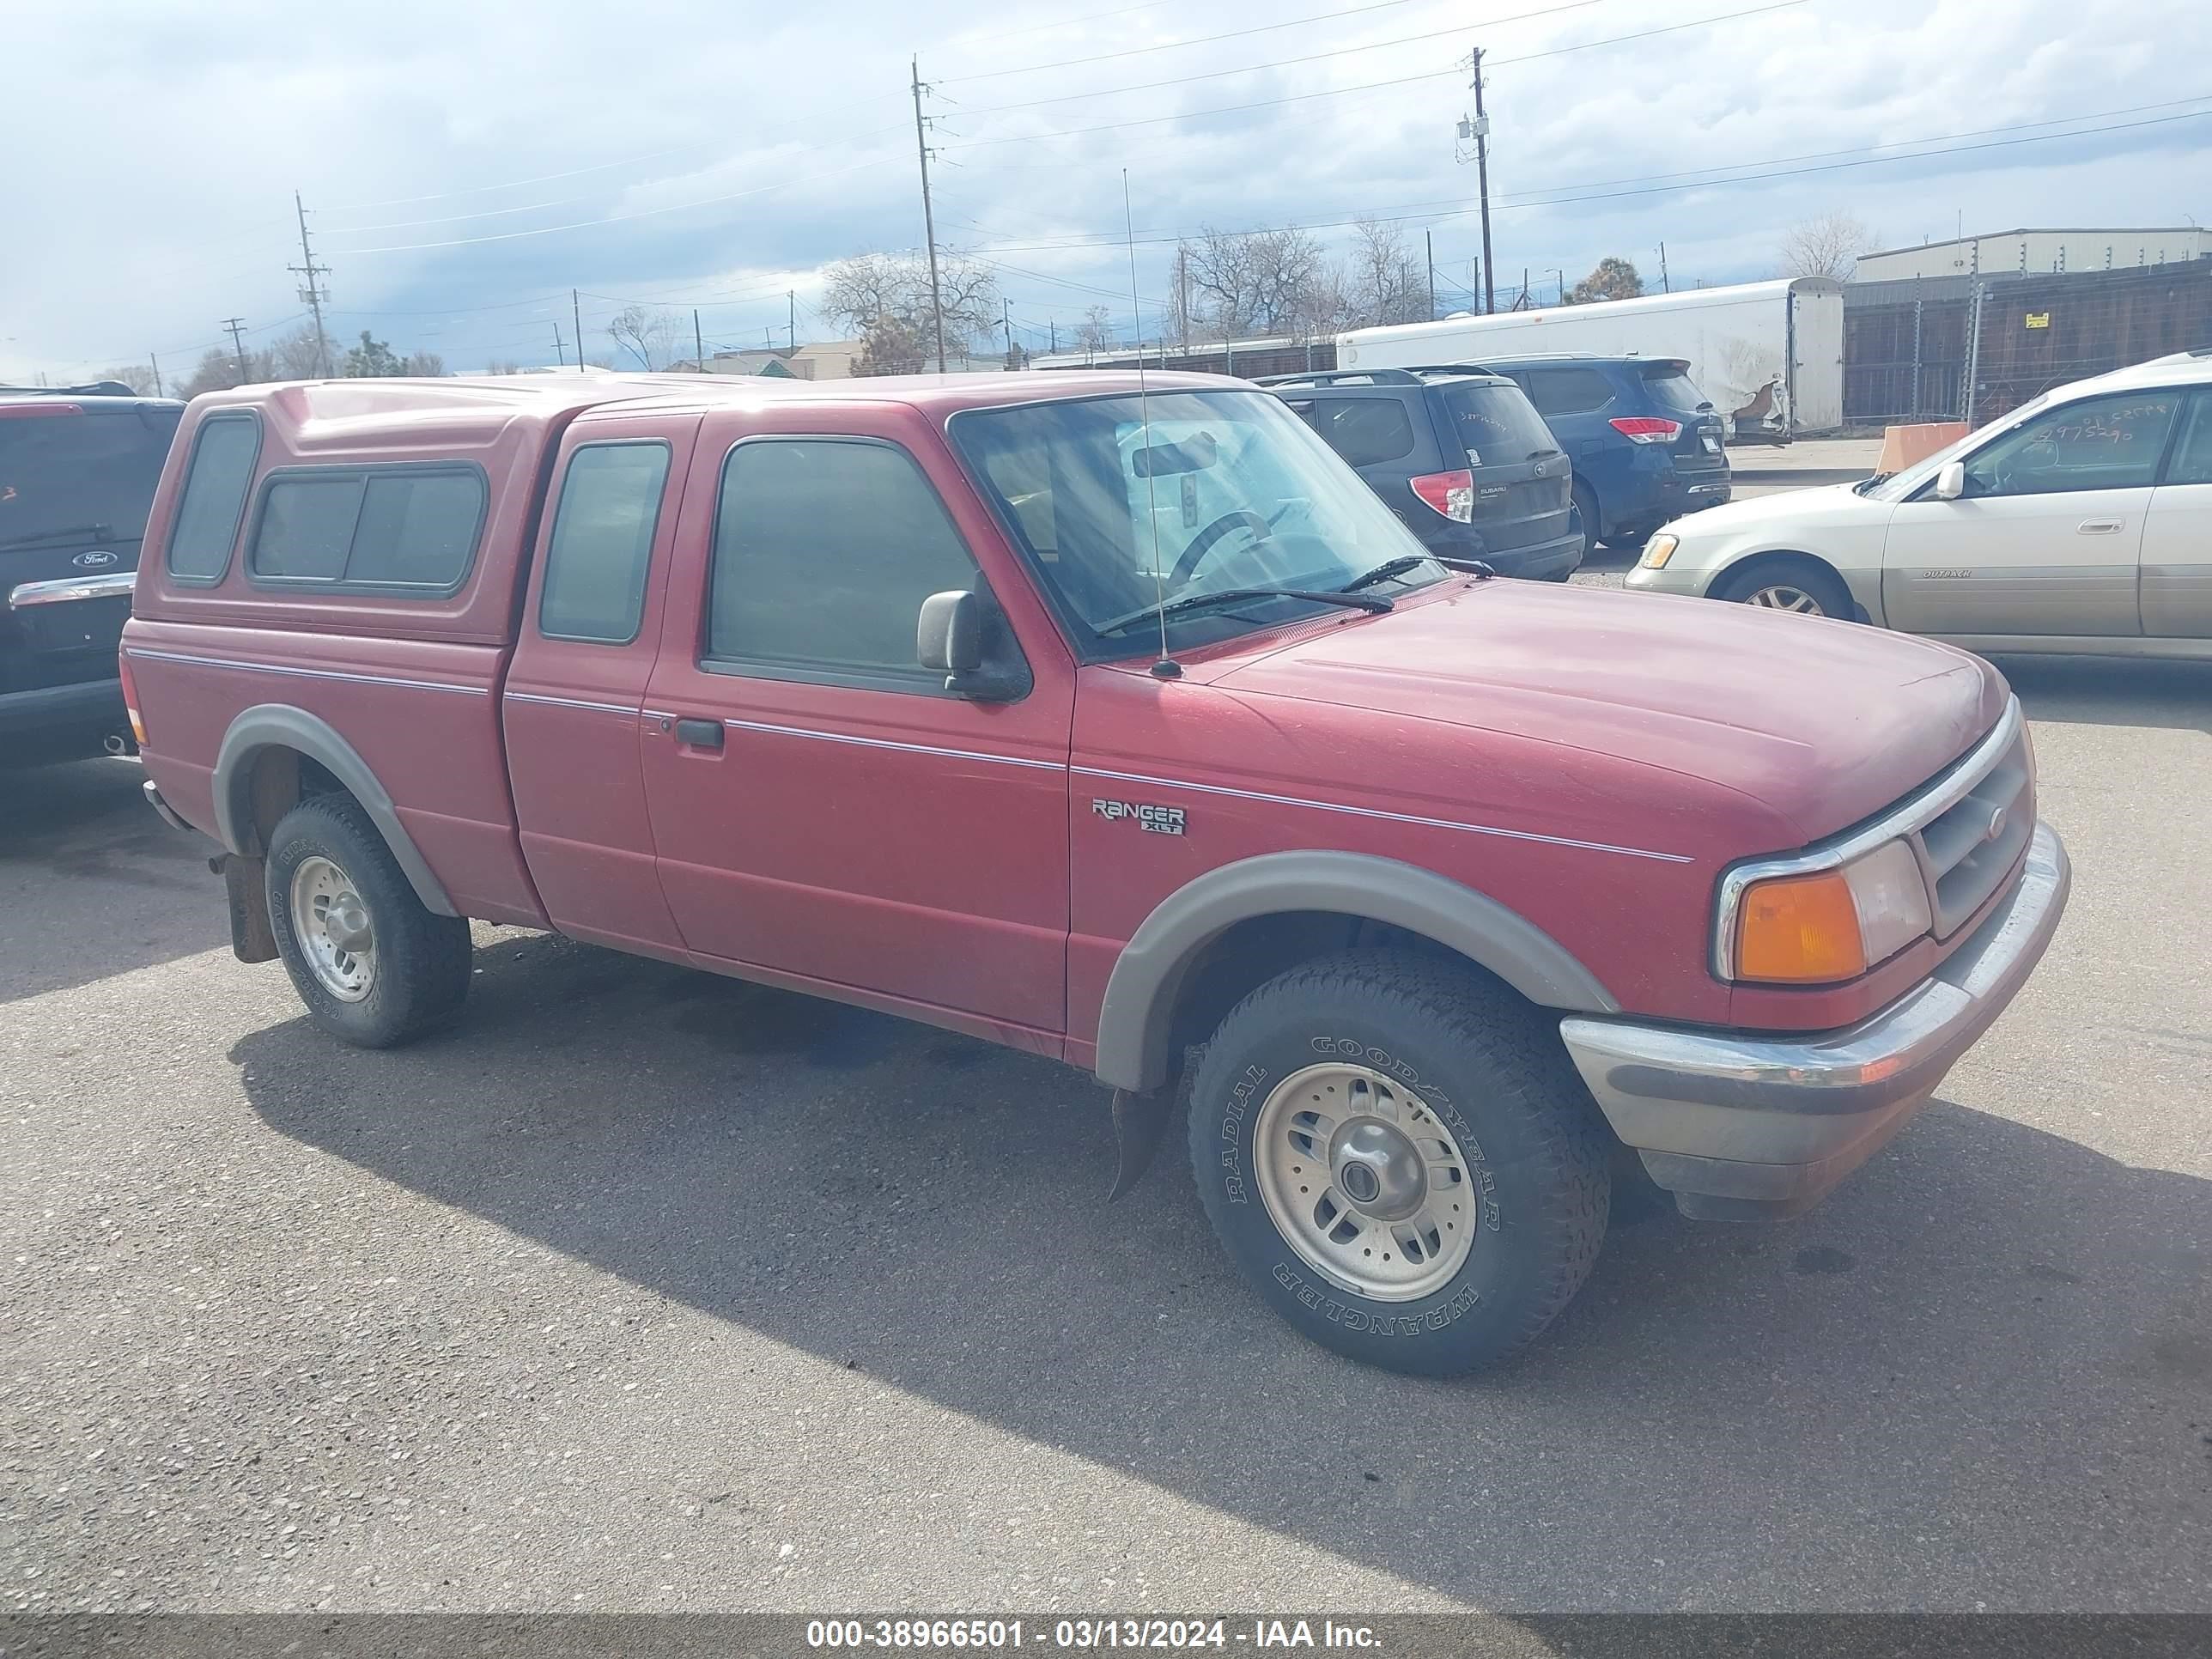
[
  {"left": 673, "top": 718, "right": 724, "bottom": 748},
  {"left": 2076, "top": 518, "right": 2124, "bottom": 534}
]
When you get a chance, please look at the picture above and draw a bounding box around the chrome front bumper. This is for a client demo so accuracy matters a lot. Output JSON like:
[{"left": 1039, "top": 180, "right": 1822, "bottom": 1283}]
[{"left": 1559, "top": 823, "right": 2070, "bottom": 1218}]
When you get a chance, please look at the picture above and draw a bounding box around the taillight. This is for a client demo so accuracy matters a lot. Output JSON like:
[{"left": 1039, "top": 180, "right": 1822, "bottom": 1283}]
[
  {"left": 1608, "top": 416, "right": 1682, "bottom": 444},
  {"left": 0, "top": 403, "right": 83, "bottom": 419},
  {"left": 118, "top": 649, "right": 146, "bottom": 748},
  {"left": 1409, "top": 469, "right": 1475, "bottom": 523}
]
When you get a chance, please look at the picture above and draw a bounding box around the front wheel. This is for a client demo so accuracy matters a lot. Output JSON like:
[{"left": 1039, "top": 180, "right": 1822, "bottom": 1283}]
[
  {"left": 1186, "top": 951, "right": 1610, "bottom": 1376},
  {"left": 1711, "top": 558, "right": 1854, "bottom": 619},
  {"left": 265, "top": 793, "right": 473, "bottom": 1048}
]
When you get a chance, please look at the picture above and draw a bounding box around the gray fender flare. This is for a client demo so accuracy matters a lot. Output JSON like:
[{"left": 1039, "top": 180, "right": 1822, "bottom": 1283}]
[
  {"left": 212, "top": 703, "right": 459, "bottom": 916},
  {"left": 1091, "top": 849, "right": 1618, "bottom": 1092}
]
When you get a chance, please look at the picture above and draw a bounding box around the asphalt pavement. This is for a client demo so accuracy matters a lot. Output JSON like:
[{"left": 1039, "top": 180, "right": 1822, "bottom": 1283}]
[{"left": 2, "top": 599, "right": 2208, "bottom": 1613}]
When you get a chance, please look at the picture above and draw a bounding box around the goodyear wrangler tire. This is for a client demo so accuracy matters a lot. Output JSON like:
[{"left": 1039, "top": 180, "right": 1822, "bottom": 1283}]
[
  {"left": 1186, "top": 950, "right": 1610, "bottom": 1376},
  {"left": 264, "top": 793, "right": 473, "bottom": 1049}
]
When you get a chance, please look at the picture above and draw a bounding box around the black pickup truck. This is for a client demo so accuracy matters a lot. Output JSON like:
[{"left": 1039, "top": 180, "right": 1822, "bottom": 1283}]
[{"left": 1, "top": 384, "right": 182, "bottom": 764}]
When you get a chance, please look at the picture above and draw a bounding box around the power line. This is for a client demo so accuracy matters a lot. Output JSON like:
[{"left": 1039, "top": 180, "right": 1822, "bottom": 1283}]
[
  {"left": 939, "top": 0, "right": 1172, "bottom": 48},
  {"left": 337, "top": 154, "right": 902, "bottom": 255},
  {"left": 939, "top": 0, "right": 1429, "bottom": 82},
  {"left": 954, "top": 105, "right": 2212, "bottom": 254},
  {"left": 948, "top": 0, "right": 1612, "bottom": 118},
  {"left": 319, "top": 104, "right": 910, "bottom": 214},
  {"left": 941, "top": 0, "right": 1813, "bottom": 151}
]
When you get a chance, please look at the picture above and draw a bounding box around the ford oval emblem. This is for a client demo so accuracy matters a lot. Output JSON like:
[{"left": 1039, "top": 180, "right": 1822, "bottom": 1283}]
[{"left": 71, "top": 550, "right": 118, "bottom": 569}]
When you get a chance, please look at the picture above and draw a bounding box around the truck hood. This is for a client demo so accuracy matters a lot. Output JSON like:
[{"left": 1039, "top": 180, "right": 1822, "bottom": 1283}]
[{"left": 1212, "top": 580, "right": 2007, "bottom": 845}]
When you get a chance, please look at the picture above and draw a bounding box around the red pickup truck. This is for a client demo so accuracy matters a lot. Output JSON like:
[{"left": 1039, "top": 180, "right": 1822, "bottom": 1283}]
[{"left": 124, "top": 372, "right": 2069, "bottom": 1375}]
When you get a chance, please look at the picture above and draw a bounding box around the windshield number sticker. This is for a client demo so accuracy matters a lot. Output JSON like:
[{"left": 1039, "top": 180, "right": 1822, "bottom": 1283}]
[{"left": 1093, "top": 799, "right": 1188, "bottom": 836}]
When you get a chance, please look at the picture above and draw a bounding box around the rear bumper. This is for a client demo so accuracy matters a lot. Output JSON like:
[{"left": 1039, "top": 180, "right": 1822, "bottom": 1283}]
[
  {"left": 0, "top": 675, "right": 125, "bottom": 741},
  {"left": 1486, "top": 531, "right": 1584, "bottom": 580},
  {"left": 142, "top": 777, "right": 193, "bottom": 834},
  {"left": 1558, "top": 823, "right": 2070, "bottom": 1219}
]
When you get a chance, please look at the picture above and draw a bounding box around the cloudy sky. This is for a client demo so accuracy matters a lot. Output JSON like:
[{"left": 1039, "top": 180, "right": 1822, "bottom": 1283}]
[{"left": 9, "top": 0, "right": 2209, "bottom": 381}]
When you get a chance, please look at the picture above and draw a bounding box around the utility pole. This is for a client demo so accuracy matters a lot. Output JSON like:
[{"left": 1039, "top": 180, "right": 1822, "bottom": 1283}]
[
  {"left": 1175, "top": 246, "right": 1190, "bottom": 349},
  {"left": 573, "top": 289, "right": 585, "bottom": 373},
  {"left": 1049, "top": 319, "right": 1057, "bottom": 354},
  {"left": 787, "top": 289, "right": 797, "bottom": 352},
  {"left": 911, "top": 56, "right": 949, "bottom": 374},
  {"left": 222, "top": 317, "right": 249, "bottom": 382},
  {"left": 1472, "top": 48, "right": 1495, "bottom": 315},
  {"left": 694, "top": 308, "right": 706, "bottom": 373},
  {"left": 1425, "top": 228, "right": 1436, "bottom": 320},
  {"left": 289, "top": 191, "right": 332, "bottom": 377},
  {"left": 552, "top": 321, "right": 566, "bottom": 367},
  {"left": 1657, "top": 241, "right": 1670, "bottom": 294},
  {"left": 1003, "top": 298, "right": 1015, "bottom": 369},
  {"left": 149, "top": 353, "right": 163, "bottom": 398}
]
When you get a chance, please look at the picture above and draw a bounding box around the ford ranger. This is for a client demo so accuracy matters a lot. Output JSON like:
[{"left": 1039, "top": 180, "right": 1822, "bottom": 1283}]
[{"left": 123, "top": 372, "right": 2069, "bottom": 1375}]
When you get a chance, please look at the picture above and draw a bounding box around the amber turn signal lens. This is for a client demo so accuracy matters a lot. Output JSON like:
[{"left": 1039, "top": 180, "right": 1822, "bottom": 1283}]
[{"left": 1735, "top": 870, "right": 1869, "bottom": 983}]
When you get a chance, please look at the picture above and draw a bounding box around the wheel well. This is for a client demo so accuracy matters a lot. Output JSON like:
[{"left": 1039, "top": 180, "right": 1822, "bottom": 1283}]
[
  {"left": 238, "top": 746, "right": 349, "bottom": 855},
  {"left": 1162, "top": 910, "right": 1522, "bottom": 1069},
  {"left": 1712, "top": 548, "right": 1847, "bottom": 599}
]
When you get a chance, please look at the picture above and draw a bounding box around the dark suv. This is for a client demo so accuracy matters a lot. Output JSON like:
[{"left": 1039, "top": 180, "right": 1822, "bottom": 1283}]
[
  {"left": 1, "top": 384, "right": 182, "bottom": 763},
  {"left": 1453, "top": 356, "right": 1730, "bottom": 550},
  {"left": 1257, "top": 368, "right": 1581, "bottom": 579}
]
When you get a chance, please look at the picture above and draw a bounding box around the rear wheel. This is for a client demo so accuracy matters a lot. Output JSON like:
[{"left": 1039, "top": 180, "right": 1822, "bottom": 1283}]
[
  {"left": 1185, "top": 951, "right": 1611, "bottom": 1376},
  {"left": 265, "top": 793, "right": 472, "bottom": 1048},
  {"left": 1571, "top": 481, "right": 1603, "bottom": 548},
  {"left": 1711, "top": 557, "right": 1854, "bottom": 620}
]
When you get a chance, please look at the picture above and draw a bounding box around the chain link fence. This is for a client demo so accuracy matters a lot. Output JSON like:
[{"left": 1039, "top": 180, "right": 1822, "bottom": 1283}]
[{"left": 1844, "top": 261, "right": 2212, "bottom": 428}]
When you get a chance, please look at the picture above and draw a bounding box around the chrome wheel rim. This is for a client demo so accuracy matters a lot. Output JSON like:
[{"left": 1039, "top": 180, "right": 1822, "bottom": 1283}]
[
  {"left": 1743, "top": 583, "right": 1826, "bottom": 615},
  {"left": 1251, "top": 1062, "right": 1476, "bottom": 1302},
  {"left": 289, "top": 854, "right": 376, "bottom": 1002}
]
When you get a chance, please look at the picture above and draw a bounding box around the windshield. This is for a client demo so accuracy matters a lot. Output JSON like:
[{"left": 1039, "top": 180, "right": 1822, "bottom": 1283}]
[
  {"left": 1859, "top": 396, "right": 2051, "bottom": 501},
  {"left": 952, "top": 389, "right": 1438, "bottom": 654},
  {"left": 1439, "top": 381, "right": 1559, "bottom": 463},
  {"left": 0, "top": 405, "right": 179, "bottom": 549}
]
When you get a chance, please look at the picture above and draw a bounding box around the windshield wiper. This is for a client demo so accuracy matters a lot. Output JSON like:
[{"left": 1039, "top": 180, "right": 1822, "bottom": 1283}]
[
  {"left": 1096, "top": 586, "right": 1392, "bottom": 636},
  {"left": 1851, "top": 472, "right": 1893, "bottom": 496},
  {"left": 0, "top": 521, "right": 118, "bottom": 551},
  {"left": 1340, "top": 553, "right": 1495, "bottom": 594}
]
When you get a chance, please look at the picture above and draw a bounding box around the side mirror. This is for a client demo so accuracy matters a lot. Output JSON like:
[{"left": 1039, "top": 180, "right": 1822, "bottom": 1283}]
[
  {"left": 1933, "top": 460, "right": 1967, "bottom": 501},
  {"left": 917, "top": 589, "right": 982, "bottom": 674}
]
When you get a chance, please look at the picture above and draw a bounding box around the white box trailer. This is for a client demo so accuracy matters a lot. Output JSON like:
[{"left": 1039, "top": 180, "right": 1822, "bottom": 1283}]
[{"left": 1335, "top": 276, "right": 1845, "bottom": 437}]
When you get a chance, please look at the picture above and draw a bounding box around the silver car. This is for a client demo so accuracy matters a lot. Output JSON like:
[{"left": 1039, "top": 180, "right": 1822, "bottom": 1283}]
[{"left": 1626, "top": 349, "right": 2212, "bottom": 657}]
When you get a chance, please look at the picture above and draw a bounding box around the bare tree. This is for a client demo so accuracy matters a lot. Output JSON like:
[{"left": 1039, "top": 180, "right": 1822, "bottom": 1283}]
[
  {"left": 482, "top": 358, "right": 524, "bottom": 376},
  {"left": 1779, "top": 211, "right": 1873, "bottom": 280},
  {"left": 96, "top": 364, "right": 160, "bottom": 396},
  {"left": 400, "top": 349, "right": 447, "bottom": 377},
  {"left": 819, "top": 250, "right": 999, "bottom": 362},
  {"left": 266, "top": 325, "right": 329, "bottom": 380},
  {"left": 1565, "top": 257, "right": 1644, "bottom": 305},
  {"left": 1346, "top": 217, "right": 1427, "bottom": 326},
  {"left": 853, "top": 319, "right": 927, "bottom": 378},
  {"left": 176, "top": 349, "right": 244, "bottom": 398},
  {"left": 1073, "top": 305, "right": 1118, "bottom": 352},
  {"left": 607, "top": 305, "right": 684, "bottom": 371},
  {"left": 1179, "top": 224, "right": 1331, "bottom": 337}
]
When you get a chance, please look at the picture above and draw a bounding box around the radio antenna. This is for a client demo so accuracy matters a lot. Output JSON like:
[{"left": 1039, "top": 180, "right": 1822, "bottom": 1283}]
[{"left": 1125, "top": 170, "right": 1178, "bottom": 680}]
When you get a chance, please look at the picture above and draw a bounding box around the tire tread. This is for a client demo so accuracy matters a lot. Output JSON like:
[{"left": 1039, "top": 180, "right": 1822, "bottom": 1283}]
[{"left": 1188, "top": 949, "right": 1611, "bottom": 1373}]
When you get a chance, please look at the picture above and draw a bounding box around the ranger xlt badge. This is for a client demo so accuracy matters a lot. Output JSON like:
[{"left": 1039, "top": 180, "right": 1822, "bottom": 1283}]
[{"left": 1092, "top": 799, "right": 1187, "bottom": 836}]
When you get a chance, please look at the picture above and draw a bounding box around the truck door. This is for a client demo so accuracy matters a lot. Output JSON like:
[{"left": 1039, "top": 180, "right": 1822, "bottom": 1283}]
[
  {"left": 638, "top": 413, "right": 1073, "bottom": 1040},
  {"left": 504, "top": 412, "right": 699, "bottom": 957}
]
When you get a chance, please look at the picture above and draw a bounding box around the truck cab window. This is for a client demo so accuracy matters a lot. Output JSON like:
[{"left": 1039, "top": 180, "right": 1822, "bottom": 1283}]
[
  {"left": 706, "top": 437, "right": 979, "bottom": 690},
  {"left": 166, "top": 414, "right": 260, "bottom": 580},
  {"left": 538, "top": 442, "right": 671, "bottom": 643}
]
